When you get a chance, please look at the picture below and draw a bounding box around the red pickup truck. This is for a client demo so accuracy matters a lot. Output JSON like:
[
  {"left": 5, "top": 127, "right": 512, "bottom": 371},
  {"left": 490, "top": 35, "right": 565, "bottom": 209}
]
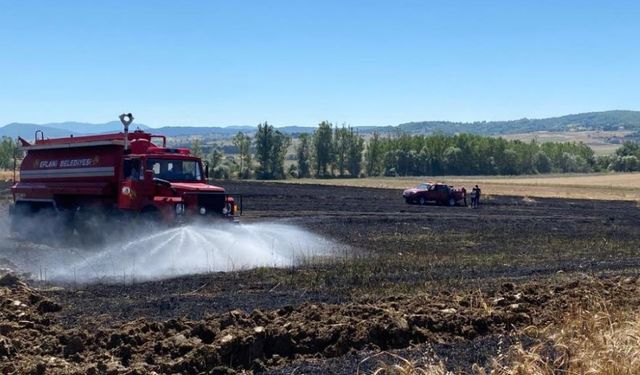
[{"left": 402, "top": 182, "right": 466, "bottom": 206}]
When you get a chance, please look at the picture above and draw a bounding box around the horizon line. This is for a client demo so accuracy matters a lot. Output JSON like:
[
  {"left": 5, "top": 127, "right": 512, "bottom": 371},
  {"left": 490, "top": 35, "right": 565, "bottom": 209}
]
[{"left": 2, "top": 108, "right": 638, "bottom": 129}]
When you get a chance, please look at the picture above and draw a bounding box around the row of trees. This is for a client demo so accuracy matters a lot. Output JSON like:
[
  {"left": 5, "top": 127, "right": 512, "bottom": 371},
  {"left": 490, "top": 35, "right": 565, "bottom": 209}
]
[
  {"left": 1, "top": 126, "right": 637, "bottom": 178},
  {"left": 277, "top": 124, "right": 602, "bottom": 178},
  {"left": 1, "top": 125, "right": 639, "bottom": 178},
  {"left": 193, "top": 122, "right": 627, "bottom": 180},
  {"left": 193, "top": 123, "right": 291, "bottom": 180},
  {"left": 363, "top": 133, "right": 597, "bottom": 176},
  {"left": 201, "top": 121, "right": 366, "bottom": 180},
  {"left": 304, "top": 122, "right": 364, "bottom": 178}
]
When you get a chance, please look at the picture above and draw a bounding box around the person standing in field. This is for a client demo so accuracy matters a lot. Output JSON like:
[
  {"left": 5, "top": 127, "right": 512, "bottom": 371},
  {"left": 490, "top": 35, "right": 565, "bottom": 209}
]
[
  {"left": 469, "top": 188, "right": 477, "bottom": 208},
  {"left": 472, "top": 185, "right": 481, "bottom": 208},
  {"left": 462, "top": 187, "right": 467, "bottom": 206}
]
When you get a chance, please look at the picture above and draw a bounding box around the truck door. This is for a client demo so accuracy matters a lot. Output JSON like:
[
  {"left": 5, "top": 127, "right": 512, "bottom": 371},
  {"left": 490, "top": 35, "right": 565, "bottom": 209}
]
[
  {"left": 426, "top": 185, "right": 437, "bottom": 201},
  {"left": 118, "top": 158, "right": 151, "bottom": 210},
  {"left": 435, "top": 185, "right": 448, "bottom": 203}
]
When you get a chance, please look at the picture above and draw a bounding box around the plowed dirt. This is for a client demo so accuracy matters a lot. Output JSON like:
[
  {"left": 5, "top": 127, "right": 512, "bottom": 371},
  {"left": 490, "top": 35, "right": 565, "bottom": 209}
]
[{"left": 1, "top": 181, "right": 639, "bottom": 374}]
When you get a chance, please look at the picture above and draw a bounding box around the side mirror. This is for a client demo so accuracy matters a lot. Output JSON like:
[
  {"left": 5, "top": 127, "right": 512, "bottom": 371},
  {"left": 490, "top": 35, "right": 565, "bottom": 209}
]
[{"left": 204, "top": 162, "right": 209, "bottom": 180}]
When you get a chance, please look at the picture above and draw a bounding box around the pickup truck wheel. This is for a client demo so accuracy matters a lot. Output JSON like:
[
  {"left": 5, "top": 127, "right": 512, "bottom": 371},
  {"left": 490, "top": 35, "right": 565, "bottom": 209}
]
[
  {"left": 448, "top": 197, "right": 456, "bottom": 206},
  {"left": 419, "top": 197, "right": 426, "bottom": 205}
]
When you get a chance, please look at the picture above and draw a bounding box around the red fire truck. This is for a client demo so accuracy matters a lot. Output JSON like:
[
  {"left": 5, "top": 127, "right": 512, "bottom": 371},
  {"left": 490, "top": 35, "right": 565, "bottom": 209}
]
[{"left": 10, "top": 114, "right": 240, "bottom": 238}]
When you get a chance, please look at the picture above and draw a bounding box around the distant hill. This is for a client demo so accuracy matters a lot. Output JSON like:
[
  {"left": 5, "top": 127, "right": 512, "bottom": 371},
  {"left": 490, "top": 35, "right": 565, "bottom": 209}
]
[
  {"left": 2, "top": 110, "right": 639, "bottom": 140},
  {"left": 1, "top": 121, "right": 152, "bottom": 140},
  {"left": 42, "top": 121, "right": 152, "bottom": 134},
  {"left": 0, "top": 123, "right": 77, "bottom": 139},
  {"left": 397, "top": 110, "right": 640, "bottom": 135},
  {"left": 157, "top": 126, "right": 255, "bottom": 137}
]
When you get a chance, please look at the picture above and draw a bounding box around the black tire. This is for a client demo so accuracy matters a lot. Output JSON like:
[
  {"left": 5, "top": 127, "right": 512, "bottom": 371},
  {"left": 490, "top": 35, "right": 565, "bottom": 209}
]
[
  {"left": 419, "top": 197, "right": 426, "bottom": 205},
  {"left": 448, "top": 197, "right": 456, "bottom": 206}
]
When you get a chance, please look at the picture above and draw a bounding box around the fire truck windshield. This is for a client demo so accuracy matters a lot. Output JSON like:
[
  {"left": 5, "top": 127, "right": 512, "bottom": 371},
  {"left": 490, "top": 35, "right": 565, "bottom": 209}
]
[{"left": 146, "top": 159, "right": 203, "bottom": 181}]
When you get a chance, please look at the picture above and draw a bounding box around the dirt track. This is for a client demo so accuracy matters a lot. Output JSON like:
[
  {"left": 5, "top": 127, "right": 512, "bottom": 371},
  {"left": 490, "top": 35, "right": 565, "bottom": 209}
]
[{"left": 1, "top": 181, "right": 640, "bottom": 374}]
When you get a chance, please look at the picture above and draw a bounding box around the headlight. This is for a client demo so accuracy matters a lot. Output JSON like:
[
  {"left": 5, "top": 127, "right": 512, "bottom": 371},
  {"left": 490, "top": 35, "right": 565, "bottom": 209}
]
[
  {"left": 175, "top": 203, "right": 185, "bottom": 215},
  {"left": 199, "top": 207, "right": 207, "bottom": 215}
]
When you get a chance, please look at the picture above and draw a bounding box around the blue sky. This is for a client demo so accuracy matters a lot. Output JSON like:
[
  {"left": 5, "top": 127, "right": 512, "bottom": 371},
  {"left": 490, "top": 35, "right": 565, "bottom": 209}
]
[{"left": 1, "top": 0, "right": 638, "bottom": 127}]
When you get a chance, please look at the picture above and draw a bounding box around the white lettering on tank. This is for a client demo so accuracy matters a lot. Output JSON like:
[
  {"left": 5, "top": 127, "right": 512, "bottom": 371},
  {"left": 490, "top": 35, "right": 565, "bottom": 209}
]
[
  {"left": 39, "top": 160, "right": 59, "bottom": 168},
  {"left": 38, "top": 159, "right": 93, "bottom": 168}
]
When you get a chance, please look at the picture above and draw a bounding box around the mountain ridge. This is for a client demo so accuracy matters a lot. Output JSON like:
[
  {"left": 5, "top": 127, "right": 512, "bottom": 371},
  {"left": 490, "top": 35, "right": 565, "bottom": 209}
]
[{"left": 2, "top": 110, "right": 639, "bottom": 140}]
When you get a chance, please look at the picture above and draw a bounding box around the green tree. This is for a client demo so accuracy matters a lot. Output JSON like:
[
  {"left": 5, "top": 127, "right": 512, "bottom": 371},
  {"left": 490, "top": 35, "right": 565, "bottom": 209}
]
[
  {"left": 606, "top": 154, "right": 639, "bottom": 172},
  {"left": 498, "top": 149, "right": 519, "bottom": 174},
  {"left": 622, "top": 155, "right": 640, "bottom": 171},
  {"left": 383, "top": 150, "right": 399, "bottom": 176},
  {"left": 208, "top": 145, "right": 236, "bottom": 179},
  {"left": 254, "top": 122, "right": 291, "bottom": 179},
  {"left": 190, "top": 138, "right": 203, "bottom": 158},
  {"left": 346, "top": 127, "right": 365, "bottom": 177},
  {"left": 287, "top": 163, "right": 298, "bottom": 178},
  {"left": 233, "top": 132, "right": 252, "bottom": 179},
  {"left": 443, "top": 146, "right": 463, "bottom": 174},
  {"left": 365, "top": 132, "right": 384, "bottom": 176},
  {"left": 333, "top": 125, "right": 349, "bottom": 177},
  {"left": 270, "top": 130, "right": 291, "bottom": 179},
  {"left": 533, "top": 151, "right": 552, "bottom": 173},
  {"left": 396, "top": 150, "right": 416, "bottom": 175},
  {"left": 0, "top": 137, "right": 17, "bottom": 170},
  {"left": 313, "top": 121, "right": 333, "bottom": 177},
  {"left": 615, "top": 142, "right": 640, "bottom": 157},
  {"left": 296, "top": 133, "right": 312, "bottom": 178}
]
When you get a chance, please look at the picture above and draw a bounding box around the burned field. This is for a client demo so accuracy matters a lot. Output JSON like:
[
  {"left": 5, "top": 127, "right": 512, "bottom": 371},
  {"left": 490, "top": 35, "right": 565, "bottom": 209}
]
[{"left": 2, "top": 181, "right": 640, "bottom": 374}]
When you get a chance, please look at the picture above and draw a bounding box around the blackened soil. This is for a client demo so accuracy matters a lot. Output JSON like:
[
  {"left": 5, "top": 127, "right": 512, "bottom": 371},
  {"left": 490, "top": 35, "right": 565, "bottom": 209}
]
[
  {"left": 3, "top": 273, "right": 640, "bottom": 374},
  {"left": 2, "top": 180, "right": 640, "bottom": 374}
]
